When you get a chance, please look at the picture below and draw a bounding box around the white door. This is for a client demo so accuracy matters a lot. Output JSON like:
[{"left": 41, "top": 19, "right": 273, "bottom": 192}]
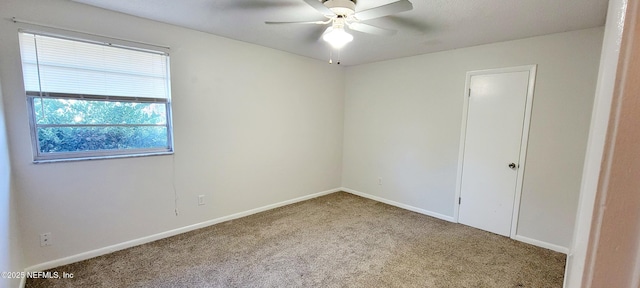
[{"left": 458, "top": 68, "right": 533, "bottom": 237}]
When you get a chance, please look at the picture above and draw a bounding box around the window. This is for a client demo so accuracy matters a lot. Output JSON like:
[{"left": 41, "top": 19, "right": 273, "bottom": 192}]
[{"left": 18, "top": 32, "right": 173, "bottom": 162}]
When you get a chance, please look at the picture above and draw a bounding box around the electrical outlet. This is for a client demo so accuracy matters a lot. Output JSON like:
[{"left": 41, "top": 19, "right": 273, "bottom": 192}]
[
  {"left": 198, "top": 195, "right": 205, "bottom": 206},
  {"left": 378, "top": 177, "right": 382, "bottom": 185},
  {"left": 40, "top": 233, "right": 52, "bottom": 247}
]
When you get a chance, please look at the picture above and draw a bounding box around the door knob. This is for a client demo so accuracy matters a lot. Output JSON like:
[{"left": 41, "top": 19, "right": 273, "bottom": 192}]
[{"left": 508, "top": 163, "right": 517, "bottom": 169}]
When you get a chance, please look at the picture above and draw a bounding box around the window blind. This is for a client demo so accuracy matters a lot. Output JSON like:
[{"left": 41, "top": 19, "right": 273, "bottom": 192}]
[{"left": 19, "top": 32, "right": 170, "bottom": 99}]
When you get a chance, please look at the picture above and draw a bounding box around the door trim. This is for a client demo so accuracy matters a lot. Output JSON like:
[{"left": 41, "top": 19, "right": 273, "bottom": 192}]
[{"left": 453, "top": 65, "right": 537, "bottom": 239}]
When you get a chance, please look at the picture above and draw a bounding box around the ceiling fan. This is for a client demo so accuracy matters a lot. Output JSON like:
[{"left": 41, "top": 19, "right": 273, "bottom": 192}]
[{"left": 266, "top": 0, "right": 413, "bottom": 50}]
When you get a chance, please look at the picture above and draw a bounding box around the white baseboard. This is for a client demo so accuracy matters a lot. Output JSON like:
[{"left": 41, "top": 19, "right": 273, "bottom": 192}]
[
  {"left": 19, "top": 187, "right": 568, "bottom": 288},
  {"left": 513, "top": 235, "right": 569, "bottom": 254},
  {"left": 340, "top": 187, "right": 569, "bottom": 255},
  {"left": 340, "top": 187, "right": 456, "bottom": 222},
  {"left": 22, "top": 188, "right": 341, "bottom": 279}
]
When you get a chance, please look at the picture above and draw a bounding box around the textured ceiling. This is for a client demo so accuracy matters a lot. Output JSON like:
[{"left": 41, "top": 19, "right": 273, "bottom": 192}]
[{"left": 71, "top": 0, "right": 608, "bottom": 66}]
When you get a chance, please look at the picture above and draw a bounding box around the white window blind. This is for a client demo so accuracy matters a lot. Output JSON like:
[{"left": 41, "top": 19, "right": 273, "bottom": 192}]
[
  {"left": 18, "top": 31, "right": 173, "bottom": 162},
  {"left": 19, "top": 32, "right": 169, "bottom": 99}
]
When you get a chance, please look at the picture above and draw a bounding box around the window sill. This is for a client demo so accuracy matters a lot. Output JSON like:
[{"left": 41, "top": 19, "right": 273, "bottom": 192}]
[{"left": 33, "top": 151, "right": 174, "bottom": 164}]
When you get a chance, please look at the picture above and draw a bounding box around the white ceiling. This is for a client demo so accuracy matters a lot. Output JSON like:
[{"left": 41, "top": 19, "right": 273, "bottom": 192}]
[{"left": 71, "top": 0, "right": 608, "bottom": 66}]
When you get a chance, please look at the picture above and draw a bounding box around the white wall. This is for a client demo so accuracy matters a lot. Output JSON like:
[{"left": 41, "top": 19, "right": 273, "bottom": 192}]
[
  {"left": 342, "top": 27, "right": 603, "bottom": 250},
  {"left": 0, "top": 0, "right": 344, "bottom": 267},
  {"left": 0, "top": 78, "right": 25, "bottom": 288}
]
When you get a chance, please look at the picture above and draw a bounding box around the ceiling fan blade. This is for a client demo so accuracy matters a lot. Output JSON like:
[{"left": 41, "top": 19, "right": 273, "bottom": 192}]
[
  {"left": 355, "top": 0, "right": 413, "bottom": 21},
  {"left": 266, "top": 20, "right": 329, "bottom": 25},
  {"left": 303, "top": 0, "right": 336, "bottom": 16},
  {"left": 348, "top": 22, "right": 397, "bottom": 36}
]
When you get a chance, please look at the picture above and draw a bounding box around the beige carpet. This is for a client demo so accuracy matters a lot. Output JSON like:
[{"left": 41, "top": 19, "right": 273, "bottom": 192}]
[{"left": 27, "top": 192, "right": 565, "bottom": 287}]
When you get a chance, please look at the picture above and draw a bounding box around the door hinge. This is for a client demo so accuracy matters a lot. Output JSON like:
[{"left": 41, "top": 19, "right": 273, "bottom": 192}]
[
  {"left": 468, "top": 88, "right": 471, "bottom": 97},
  {"left": 459, "top": 197, "right": 461, "bottom": 205}
]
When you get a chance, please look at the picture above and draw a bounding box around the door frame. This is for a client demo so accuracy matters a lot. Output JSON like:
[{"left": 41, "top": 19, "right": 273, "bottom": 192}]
[{"left": 453, "top": 65, "right": 537, "bottom": 239}]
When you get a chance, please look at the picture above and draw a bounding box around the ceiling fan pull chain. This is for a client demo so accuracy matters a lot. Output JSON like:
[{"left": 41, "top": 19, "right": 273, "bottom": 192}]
[{"left": 329, "top": 49, "right": 333, "bottom": 64}]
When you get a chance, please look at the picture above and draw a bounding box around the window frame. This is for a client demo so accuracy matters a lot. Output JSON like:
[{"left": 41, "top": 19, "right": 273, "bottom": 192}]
[{"left": 19, "top": 31, "right": 174, "bottom": 163}]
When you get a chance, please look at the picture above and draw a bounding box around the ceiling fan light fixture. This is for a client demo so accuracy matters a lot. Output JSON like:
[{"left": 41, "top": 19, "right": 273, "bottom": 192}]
[
  {"left": 323, "top": 26, "right": 353, "bottom": 49},
  {"left": 324, "top": 0, "right": 356, "bottom": 16}
]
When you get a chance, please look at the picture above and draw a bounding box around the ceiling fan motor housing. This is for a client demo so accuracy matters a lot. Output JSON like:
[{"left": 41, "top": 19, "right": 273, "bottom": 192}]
[{"left": 323, "top": 0, "right": 356, "bottom": 16}]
